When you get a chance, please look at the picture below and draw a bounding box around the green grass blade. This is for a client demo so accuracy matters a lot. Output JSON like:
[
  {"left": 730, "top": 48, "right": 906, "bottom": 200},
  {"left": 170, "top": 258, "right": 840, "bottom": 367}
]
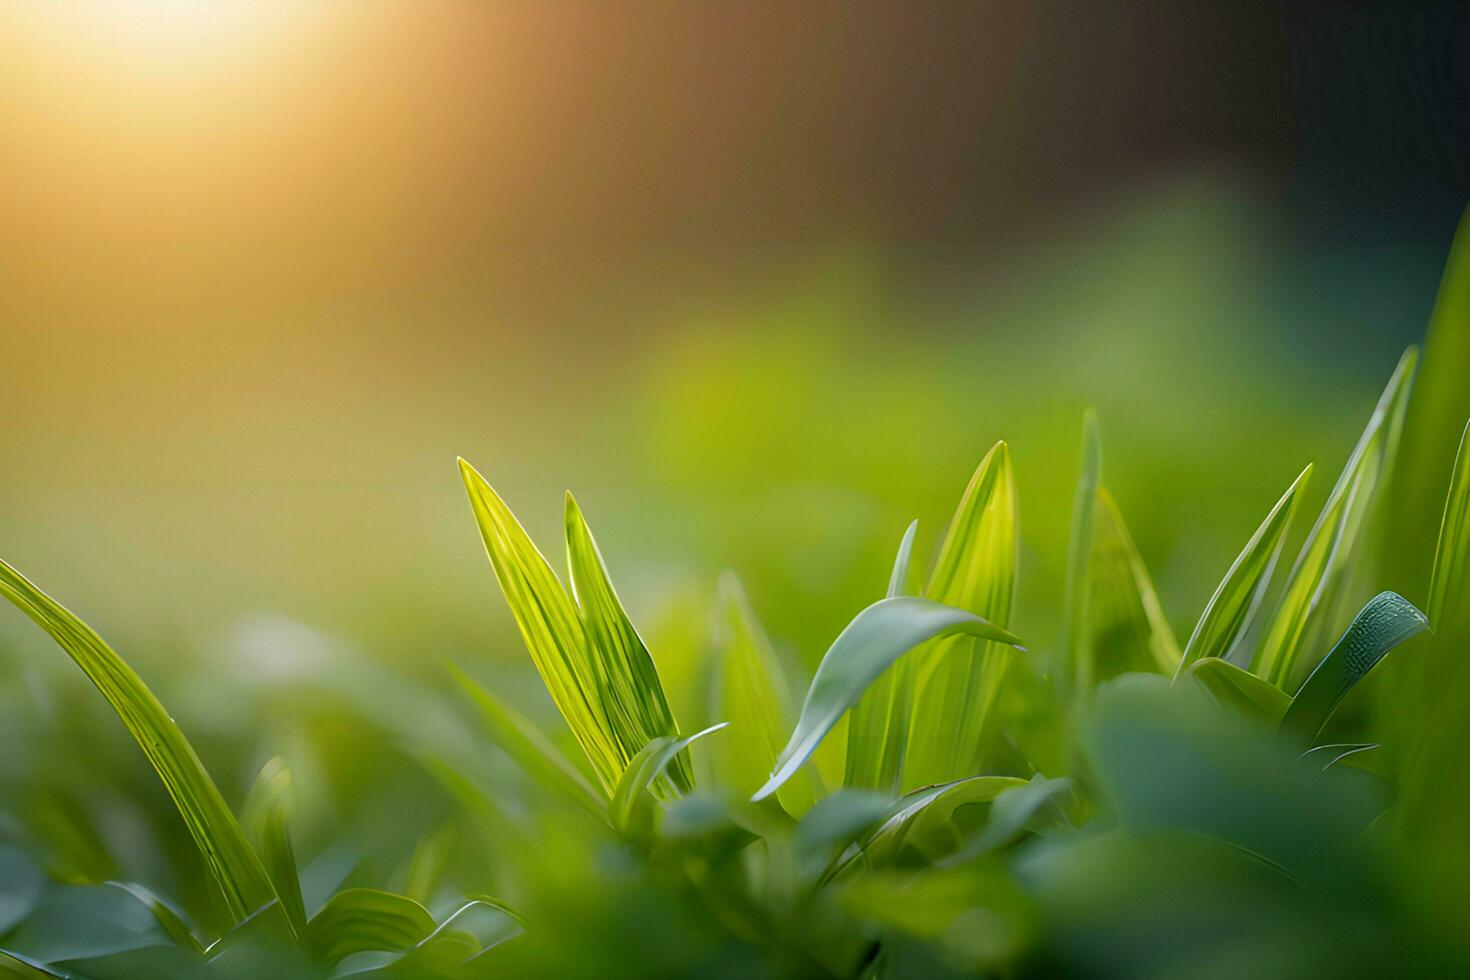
[
  {"left": 0, "top": 950, "right": 62, "bottom": 979},
  {"left": 0, "top": 559, "right": 277, "bottom": 925},
  {"left": 1174, "top": 465, "right": 1311, "bottom": 677},
  {"left": 906, "top": 444, "right": 1019, "bottom": 788},
  {"left": 753, "top": 596, "right": 1025, "bottom": 802},
  {"left": 846, "top": 520, "right": 919, "bottom": 794},
  {"left": 609, "top": 724, "right": 728, "bottom": 835},
  {"left": 304, "top": 888, "right": 435, "bottom": 964},
  {"left": 1185, "top": 657, "right": 1292, "bottom": 725},
  {"left": 1090, "top": 487, "right": 1182, "bottom": 678},
  {"left": 938, "top": 774, "right": 1074, "bottom": 868},
  {"left": 458, "top": 458, "right": 623, "bottom": 794},
  {"left": 857, "top": 775, "right": 1028, "bottom": 868},
  {"left": 1060, "top": 411, "right": 1102, "bottom": 703},
  {"left": 564, "top": 492, "right": 692, "bottom": 793},
  {"left": 448, "top": 663, "right": 610, "bottom": 822},
  {"left": 241, "top": 759, "right": 307, "bottom": 939},
  {"left": 1279, "top": 591, "right": 1429, "bottom": 747},
  {"left": 107, "top": 882, "right": 205, "bottom": 956},
  {"left": 1427, "top": 419, "right": 1470, "bottom": 634},
  {"left": 1254, "top": 350, "right": 1418, "bottom": 686}
]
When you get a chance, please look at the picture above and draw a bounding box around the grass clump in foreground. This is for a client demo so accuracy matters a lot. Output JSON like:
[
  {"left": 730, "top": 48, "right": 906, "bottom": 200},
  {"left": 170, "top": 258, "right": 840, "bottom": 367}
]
[{"left": 3, "top": 222, "right": 1470, "bottom": 977}]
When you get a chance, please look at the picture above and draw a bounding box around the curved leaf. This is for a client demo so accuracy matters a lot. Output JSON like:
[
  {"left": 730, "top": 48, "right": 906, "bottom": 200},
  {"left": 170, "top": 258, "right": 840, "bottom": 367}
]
[
  {"left": 0, "top": 951, "right": 61, "bottom": 979},
  {"left": 753, "top": 597, "right": 1025, "bottom": 802},
  {"left": 858, "top": 775, "right": 1027, "bottom": 868},
  {"left": 1427, "top": 418, "right": 1470, "bottom": 634},
  {"left": 939, "top": 774, "right": 1074, "bottom": 867},
  {"left": 1060, "top": 410, "right": 1102, "bottom": 702},
  {"left": 106, "top": 882, "right": 203, "bottom": 956},
  {"left": 1090, "top": 487, "right": 1181, "bottom": 678},
  {"left": 1175, "top": 465, "right": 1311, "bottom": 676},
  {"left": 610, "top": 724, "right": 728, "bottom": 834},
  {"left": 241, "top": 758, "right": 306, "bottom": 939},
  {"left": 305, "top": 889, "right": 434, "bottom": 964},
  {"left": 1185, "top": 657, "right": 1291, "bottom": 725},
  {"left": 0, "top": 559, "right": 276, "bottom": 925},
  {"left": 793, "top": 790, "right": 891, "bottom": 880},
  {"left": 1280, "top": 591, "right": 1429, "bottom": 746}
]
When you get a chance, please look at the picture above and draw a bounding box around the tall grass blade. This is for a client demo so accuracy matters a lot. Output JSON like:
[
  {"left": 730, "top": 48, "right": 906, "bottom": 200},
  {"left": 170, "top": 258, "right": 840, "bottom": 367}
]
[
  {"left": 1060, "top": 411, "right": 1102, "bottom": 703},
  {"left": 0, "top": 559, "right": 277, "bottom": 925},
  {"left": 1185, "top": 657, "right": 1292, "bottom": 725},
  {"left": 1253, "top": 350, "right": 1418, "bottom": 686},
  {"left": 565, "top": 492, "right": 692, "bottom": 793},
  {"left": 1427, "top": 419, "right": 1470, "bottom": 634},
  {"left": 858, "top": 775, "right": 1027, "bottom": 868},
  {"left": 906, "top": 444, "right": 1019, "bottom": 788},
  {"left": 241, "top": 758, "right": 307, "bottom": 939},
  {"left": 1089, "top": 487, "right": 1181, "bottom": 678},
  {"left": 1174, "top": 465, "right": 1311, "bottom": 677},
  {"left": 610, "top": 723, "right": 727, "bottom": 835},
  {"left": 753, "top": 596, "right": 1025, "bottom": 802},
  {"left": 1280, "top": 591, "right": 1429, "bottom": 746},
  {"left": 458, "top": 458, "right": 622, "bottom": 793},
  {"left": 846, "top": 521, "right": 919, "bottom": 794}
]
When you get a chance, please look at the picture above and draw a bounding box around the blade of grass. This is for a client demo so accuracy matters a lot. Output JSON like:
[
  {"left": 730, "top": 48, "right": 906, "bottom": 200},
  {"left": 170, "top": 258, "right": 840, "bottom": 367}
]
[
  {"left": 1427, "top": 419, "right": 1470, "bottom": 634},
  {"left": 1184, "top": 657, "right": 1292, "bottom": 725},
  {"left": 609, "top": 724, "right": 728, "bottom": 836},
  {"left": 1060, "top": 411, "right": 1102, "bottom": 704},
  {"left": 0, "top": 559, "right": 277, "bottom": 925},
  {"left": 565, "top": 492, "right": 692, "bottom": 794},
  {"left": 1254, "top": 350, "right": 1418, "bottom": 686},
  {"left": 906, "top": 444, "right": 1019, "bottom": 789},
  {"left": 1279, "top": 591, "right": 1429, "bottom": 747},
  {"left": 304, "top": 888, "right": 435, "bottom": 964},
  {"left": 1089, "top": 487, "right": 1181, "bottom": 678},
  {"left": 846, "top": 520, "right": 919, "bottom": 794},
  {"left": 241, "top": 759, "right": 307, "bottom": 939},
  {"left": 1174, "top": 465, "right": 1311, "bottom": 677},
  {"left": 753, "top": 596, "right": 1025, "bottom": 802}
]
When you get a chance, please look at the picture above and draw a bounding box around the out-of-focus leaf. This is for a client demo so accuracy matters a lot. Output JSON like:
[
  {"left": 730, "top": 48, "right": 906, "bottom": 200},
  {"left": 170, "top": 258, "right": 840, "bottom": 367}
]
[
  {"left": 241, "top": 758, "right": 307, "bottom": 939},
  {"left": 792, "top": 790, "right": 891, "bottom": 880},
  {"left": 906, "top": 443, "right": 1019, "bottom": 789},
  {"left": 449, "top": 663, "right": 610, "bottom": 823},
  {"left": 3, "top": 883, "right": 175, "bottom": 965},
  {"left": 1089, "top": 488, "right": 1181, "bottom": 678},
  {"left": 858, "top": 776, "right": 1027, "bottom": 868},
  {"left": 565, "top": 492, "right": 691, "bottom": 794},
  {"left": 610, "top": 724, "right": 728, "bottom": 835},
  {"left": 0, "top": 559, "right": 277, "bottom": 925},
  {"left": 458, "top": 459, "right": 622, "bottom": 793},
  {"left": 0, "top": 951, "right": 61, "bottom": 979},
  {"left": 941, "top": 774, "right": 1075, "bottom": 868},
  {"left": 708, "top": 574, "right": 814, "bottom": 815},
  {"left": 106, "top": 882, "right": 203, "bottom": 956},
  {"left": 1185, "top": 657, "right": 1291, "bottom": 725},
  {"left": 1060, "top": 411, "right": 1102, "bottom": 703},
  {"left": 0, "top": 848, "right": 44, "bottom": 936},
  {"left": 1280, "top": 592, "right": 1429, "bottom": 746},
  {"left": 1254, "top": 350, "right": 1418, "bottom": 686},
  {"left": 1427, "top": 419, "right": 1470, "bottom": 634},
  {"left": 1175, "top": 465, "right": 1311, "bottom": 675},
  {"left": 304, "top": 889, "right": 435, "bottom": 964},
  {"left": 753, "top": 597, "right": 1025, "bottom": 802},
  {"left": 847, "top": 520, "right": 919, "bottom": 794},
  {"left": 402, "top": 821, "right": 457, "bottom": 907}
]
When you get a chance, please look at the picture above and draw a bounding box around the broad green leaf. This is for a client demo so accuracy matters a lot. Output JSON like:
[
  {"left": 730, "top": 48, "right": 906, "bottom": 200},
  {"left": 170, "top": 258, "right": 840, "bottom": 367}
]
[
  {"left": 1280, "top": 591, "right": 1429, "bottom": 746},
  {"left": 1185, "top": 657, "right": 1291, "bottom": 725},
  {"left": 107, "top": 882, "right": 204, "bottom": 956},
  {"left": 382, "top": 898, "right": 526, "bottom": 977},
  {"left": 906, "top": 443, "right": 1019, "bottom": 789},
  {"left": 0, "top": 559, "right": 277, "bottom": 925},
  {"left": 858, "top": 775, "right": 1027, "bottom": 868},
  {"left": 1060, "top": 411, "right": 1102, "bottom": 702},
  {"left": 240, "top": 758, "right": 307, "bottom": 939},
  {"left": 449, "top": 663, "right": 610, "bottom": 823},
  {"left": 708, "top": 574, "right": 814, "bottom": 815},
  {"left": 305, "top": 888, "right": 434, "bottom": 964},
  {"left": 1427, "top": 419, "right": 1470, "bottom": 634},
  {"left": 792, "top": 791, "right": 891, "bottom": 881},
  {"left": 610, "top": 723, "right": 728, "bottom": 835},
  {"left": 1089, "top": 487, "right": 1181, "bottom": 678},
  {"left": 1254, "top": 350, "right": 1418, "bottom": 686},
  {"left": 753, "top": 596, "right": 1025, "bottom": 802},
  {"left": 0, "top": 849, "right": 44, "bottom": 937},
  {"left": 1174, "top": 465, "right": 1311, "bottom": 676},
  {"left": 0, "top": 951, "right": 60, "bottom": 980},
  {"left": 565, "top": 492, "right": 691, "bottom": 794},
  {"left": 846, "top": 520, "right": 919, "bottom": 794},
  {"left": 458, "top": 459, "right": 622, "bottom": 793}
]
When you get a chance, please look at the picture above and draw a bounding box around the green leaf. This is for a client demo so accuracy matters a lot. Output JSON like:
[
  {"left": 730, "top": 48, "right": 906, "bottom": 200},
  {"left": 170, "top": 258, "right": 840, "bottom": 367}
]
[
  {"left": 846, "top": 520, "right": 919, "bottom": 794},
  {"left": 610, "top": 723, "right": 728, "bottom": 835},
  {"left": 106, "top": 882, "right": 204, "bottom": 957},
  {"left": 240, "top": 758, "right": 307, "bottom": 939},
  {"left": 458, "top": 459, "right": 623, "bottom": 794},
  {"left": 906, "top": 443, "right": 1019, "bottom": 788},
  {"left": 449, "top": 663, "right": 610, "bottom": 823},
  {"left": 1280, "top": 591, "right": 1429, "bottom": 746},
  {"left": 753, "top": 596, "right": 1025, "bottom": 802},
  {"left": 305, "top": 888, "right": 435, "bottom": 964},
  {"left": 1185, "top": 657, "right": 1292, "bottom": 725},
  {"left": 939, "top": 774, "right": 1074, "bottom": 867},
  {"left": 0, "top": 559, "right": 277, "bottom": 925},
  {"left": 1427, "top": 419, "right": 1470, "bottom": 634},
  {"left": 0, "top": 951, "right": 63, "bottom": 979},
  {"left": 1060, "top": 410, "right": 1102, "bottom": 702},
  {"left": 1174, "top": 465, "right": 1311, "bottom": 676},
  {"left": 1254, "top": 350, "right": 1418, "bottom": 686},
  {"left": 708, "top": 573, "right": 814, "bottom": 815},
  {"left": 858, "top": 775, "right": 1028, "bottom": 868},
  {"left": 1089, "top": 487, "right": 1182, "bottom": 678},
  {"left": 792, "top": 790, "right": 891, "bottom": 881},
  {"left": 564, "top": 492, "right": 691, "bottom": 794}
]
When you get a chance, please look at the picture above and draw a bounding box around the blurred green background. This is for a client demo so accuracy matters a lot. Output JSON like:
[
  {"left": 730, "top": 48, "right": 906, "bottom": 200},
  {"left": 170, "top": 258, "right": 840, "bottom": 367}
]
[{"left": 3, "top": 3, "right": 1469, "bottom": 896}]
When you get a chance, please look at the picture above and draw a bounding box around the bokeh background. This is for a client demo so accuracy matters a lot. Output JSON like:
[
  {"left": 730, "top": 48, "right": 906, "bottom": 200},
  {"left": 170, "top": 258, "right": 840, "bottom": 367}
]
[{"left": 3, "top": 2, "right": 1470, "bottom": 753}]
